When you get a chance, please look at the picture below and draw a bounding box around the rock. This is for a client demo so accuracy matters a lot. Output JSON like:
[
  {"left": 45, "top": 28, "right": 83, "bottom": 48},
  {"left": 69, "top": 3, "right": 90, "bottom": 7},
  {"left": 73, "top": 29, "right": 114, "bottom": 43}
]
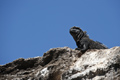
[
  {"left": 62, "top": 47, "right": 120, "bottom": 80},
  {"left": 0, "top": 47, "right": 120, "bottom": 80}
]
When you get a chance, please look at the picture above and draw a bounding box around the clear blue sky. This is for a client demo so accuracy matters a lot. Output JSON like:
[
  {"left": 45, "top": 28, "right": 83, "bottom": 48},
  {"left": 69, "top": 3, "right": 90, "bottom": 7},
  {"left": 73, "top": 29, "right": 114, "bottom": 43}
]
[{"left": 0, "top": 0, "right": 120, "bottom": 65}]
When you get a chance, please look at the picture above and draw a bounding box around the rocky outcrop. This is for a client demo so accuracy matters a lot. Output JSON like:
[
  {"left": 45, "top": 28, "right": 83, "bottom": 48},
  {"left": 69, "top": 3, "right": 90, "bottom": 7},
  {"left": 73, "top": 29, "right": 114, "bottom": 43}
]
[{"left": 0, "top": 47, "right": 120, "bottom": 80}]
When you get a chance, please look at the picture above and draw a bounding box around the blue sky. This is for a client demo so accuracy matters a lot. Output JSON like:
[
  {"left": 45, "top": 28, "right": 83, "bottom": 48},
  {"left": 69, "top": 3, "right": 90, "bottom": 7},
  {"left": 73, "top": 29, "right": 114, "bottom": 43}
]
[{"left": 0, "top": 0, "right": 120, "bottom": 65}]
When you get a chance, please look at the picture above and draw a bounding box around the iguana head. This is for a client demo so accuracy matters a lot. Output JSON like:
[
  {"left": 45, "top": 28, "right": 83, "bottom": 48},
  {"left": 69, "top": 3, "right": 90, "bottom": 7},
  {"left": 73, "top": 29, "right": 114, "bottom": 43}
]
[{"left": 69, "top": 26, "right": 88, "bottom": 42}]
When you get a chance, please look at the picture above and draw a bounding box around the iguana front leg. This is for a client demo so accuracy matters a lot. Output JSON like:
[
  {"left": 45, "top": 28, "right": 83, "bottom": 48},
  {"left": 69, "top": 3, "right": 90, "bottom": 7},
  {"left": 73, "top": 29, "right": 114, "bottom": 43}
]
[
  {"left": 76, "top": 41, "right": 89, "bottom": 52},
  {"left": 80, "top": 43, "right": 88, "bottom": 52}
]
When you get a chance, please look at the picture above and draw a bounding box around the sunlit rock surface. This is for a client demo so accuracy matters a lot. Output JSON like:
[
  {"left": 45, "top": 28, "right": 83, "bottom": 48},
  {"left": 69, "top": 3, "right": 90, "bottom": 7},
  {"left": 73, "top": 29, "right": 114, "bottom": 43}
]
[{"left": 0, "top": 47, "right": 120, "bottom": 80}]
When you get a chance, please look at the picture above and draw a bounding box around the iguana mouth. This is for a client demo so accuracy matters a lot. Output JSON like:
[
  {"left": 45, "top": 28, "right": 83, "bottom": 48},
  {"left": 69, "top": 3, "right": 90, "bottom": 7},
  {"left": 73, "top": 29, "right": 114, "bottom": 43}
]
[
  {"left": 70, "top": 27, "right": 84, "bottom": 41},
  {"left": 70, "top": 27, "right": 85, "bottom": 43}
]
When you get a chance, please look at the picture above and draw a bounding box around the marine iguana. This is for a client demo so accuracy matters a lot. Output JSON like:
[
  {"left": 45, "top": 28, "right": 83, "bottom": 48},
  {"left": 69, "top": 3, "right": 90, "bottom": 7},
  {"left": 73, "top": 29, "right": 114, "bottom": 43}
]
[{"left": 70, "top": 26, "right": 108, "bottom": 52}]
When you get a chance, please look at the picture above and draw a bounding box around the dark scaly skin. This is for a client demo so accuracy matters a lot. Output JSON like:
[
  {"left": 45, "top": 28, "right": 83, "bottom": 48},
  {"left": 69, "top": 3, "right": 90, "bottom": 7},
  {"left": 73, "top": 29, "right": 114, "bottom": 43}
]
[{"left": 70, "top": 26, "right": 108, "bottom": 52}]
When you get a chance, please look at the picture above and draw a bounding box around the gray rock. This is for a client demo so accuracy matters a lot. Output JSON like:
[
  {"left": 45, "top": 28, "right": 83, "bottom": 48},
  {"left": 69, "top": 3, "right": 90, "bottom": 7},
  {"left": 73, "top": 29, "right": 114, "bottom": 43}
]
[
  {"left": 0, "top": 47, "right": 120, "bottom": 80},
  {"left": 62, "top": 47, "right": 120, "bottom": 80}
]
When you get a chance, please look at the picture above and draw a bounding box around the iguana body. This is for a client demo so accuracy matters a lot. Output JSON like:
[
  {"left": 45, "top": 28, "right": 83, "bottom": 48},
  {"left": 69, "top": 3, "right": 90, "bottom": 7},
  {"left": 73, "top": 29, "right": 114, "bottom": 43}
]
[{"left": 70, "top": 26, "right": 108, "bottom": 52}]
